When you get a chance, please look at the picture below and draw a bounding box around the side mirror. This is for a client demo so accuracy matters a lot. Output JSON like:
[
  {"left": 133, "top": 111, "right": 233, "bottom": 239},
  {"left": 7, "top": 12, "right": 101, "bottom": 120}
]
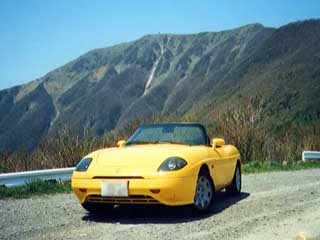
[
  {"left": 212, "top": 138, "right": 225, "bottom": 150},
  {"left": 117, "top": 140, "right": 126, "bottom": 148}
]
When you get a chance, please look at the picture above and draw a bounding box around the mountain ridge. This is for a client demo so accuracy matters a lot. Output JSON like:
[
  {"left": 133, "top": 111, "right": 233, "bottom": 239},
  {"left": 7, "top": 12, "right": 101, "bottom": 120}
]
[{"left": 0, "top": 19, "right": 319, "bottom": 151}]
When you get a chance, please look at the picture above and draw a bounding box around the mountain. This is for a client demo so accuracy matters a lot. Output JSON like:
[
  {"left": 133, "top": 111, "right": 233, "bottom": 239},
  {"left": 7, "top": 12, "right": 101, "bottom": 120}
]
[{"left": 0, "top": 20, "right": 320, "bottom": 151}]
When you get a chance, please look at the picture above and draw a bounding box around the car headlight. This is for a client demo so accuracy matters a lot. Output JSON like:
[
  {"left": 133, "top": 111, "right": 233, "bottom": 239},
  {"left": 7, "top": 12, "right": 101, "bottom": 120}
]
[
  {"left": 158, "top": 157, "right": 187, "bottom": 171},
  {"left": 75, "top": 157, "right": 92, "bottom": 172}
]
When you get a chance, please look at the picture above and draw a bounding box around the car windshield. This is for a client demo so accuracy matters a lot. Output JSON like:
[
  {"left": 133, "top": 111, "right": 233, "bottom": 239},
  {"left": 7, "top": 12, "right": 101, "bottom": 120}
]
[{"left": 126, "top": 124, "right": 208, "bottom": 146}]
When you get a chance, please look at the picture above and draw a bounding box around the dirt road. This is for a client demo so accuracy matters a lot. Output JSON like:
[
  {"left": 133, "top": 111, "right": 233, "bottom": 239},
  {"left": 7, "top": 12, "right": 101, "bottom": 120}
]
[{"left": 1, "top": 169, "right": 320, "bottom": 240}]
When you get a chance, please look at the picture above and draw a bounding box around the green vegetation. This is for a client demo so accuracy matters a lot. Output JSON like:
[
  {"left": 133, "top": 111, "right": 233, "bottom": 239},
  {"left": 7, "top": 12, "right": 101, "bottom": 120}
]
[
  {"left": 0, "top": 180, "right": 71, "bottom": 199},
  {"left": 242, "top": 160, "right": 320, "bottom": 174}
]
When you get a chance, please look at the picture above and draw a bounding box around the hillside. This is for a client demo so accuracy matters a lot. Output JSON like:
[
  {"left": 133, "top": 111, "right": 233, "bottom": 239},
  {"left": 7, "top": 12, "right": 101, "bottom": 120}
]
[{"left": 0, "top": 20, "right": 320, "bottom": 151}]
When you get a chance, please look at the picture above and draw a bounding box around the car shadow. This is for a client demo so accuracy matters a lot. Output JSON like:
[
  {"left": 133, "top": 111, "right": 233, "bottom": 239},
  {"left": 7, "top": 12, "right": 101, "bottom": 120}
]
[{"left": 81, "top": 191, "right": 250, "bottom": 224}]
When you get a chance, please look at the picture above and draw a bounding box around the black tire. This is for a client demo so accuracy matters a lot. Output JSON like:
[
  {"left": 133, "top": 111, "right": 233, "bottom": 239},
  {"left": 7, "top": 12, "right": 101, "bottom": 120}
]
[
  {"left": 193, "top": 168, "right": 214, "bottom": 213},
  {"left": 226, "top": 163, "right": 241, "bottom": 196},
  {"left": 81, "top": 202, "right": 113, "bottom": 214}
]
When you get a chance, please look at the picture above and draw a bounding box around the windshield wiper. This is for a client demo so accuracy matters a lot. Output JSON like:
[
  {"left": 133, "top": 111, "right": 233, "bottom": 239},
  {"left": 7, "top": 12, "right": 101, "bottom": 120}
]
[
  {"left": 126, "top": 140, "right": 158, "bottom": 146},
  {"left": 156, "top": 141, "right": 192, "bottom": 146},
  {"left": 126, "top": 140, "right": 192, "bottom": 146}
]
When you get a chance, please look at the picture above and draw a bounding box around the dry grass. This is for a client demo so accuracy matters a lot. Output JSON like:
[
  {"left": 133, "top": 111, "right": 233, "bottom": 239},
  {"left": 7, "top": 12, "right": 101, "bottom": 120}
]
[
  {"left": 0, "top": 108, "right": 319, "bottom": 173},
  {"left": 209, "top": 102, "right": 320, "bottom": 164}
]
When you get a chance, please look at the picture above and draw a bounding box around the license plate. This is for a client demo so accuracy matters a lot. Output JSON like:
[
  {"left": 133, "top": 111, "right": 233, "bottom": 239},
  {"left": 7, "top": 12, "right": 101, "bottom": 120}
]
[{"left": 101, "top": 181, "right": 128, "bottom": 197}]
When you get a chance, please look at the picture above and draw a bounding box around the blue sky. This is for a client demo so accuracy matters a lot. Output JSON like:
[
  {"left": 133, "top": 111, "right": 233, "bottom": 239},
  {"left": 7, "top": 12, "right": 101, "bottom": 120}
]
[{"left": 1, "top": 0, "right": 320, "bottom": 90}]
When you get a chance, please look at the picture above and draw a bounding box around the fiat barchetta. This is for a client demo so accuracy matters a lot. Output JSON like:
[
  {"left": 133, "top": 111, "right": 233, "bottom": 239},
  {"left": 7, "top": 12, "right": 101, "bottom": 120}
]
[{"left": 72, "top": 123, "right": 241, "bottom": 213}]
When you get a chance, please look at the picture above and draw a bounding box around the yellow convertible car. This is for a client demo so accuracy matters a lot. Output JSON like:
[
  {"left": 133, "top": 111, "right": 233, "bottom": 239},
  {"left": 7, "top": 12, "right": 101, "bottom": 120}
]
[{"left": 72, "top": 123, "right": 241, "bottom": 213}]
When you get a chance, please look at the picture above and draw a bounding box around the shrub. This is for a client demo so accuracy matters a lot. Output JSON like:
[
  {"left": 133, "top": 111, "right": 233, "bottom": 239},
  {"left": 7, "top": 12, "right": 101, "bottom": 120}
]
[{"left": 0, "top": 111, "right": 319, "bottom": 173}]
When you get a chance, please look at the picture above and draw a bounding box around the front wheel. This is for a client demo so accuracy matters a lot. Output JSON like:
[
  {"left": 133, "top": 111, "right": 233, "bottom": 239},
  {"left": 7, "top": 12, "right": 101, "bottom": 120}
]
[
  {"left": 226, "top": 163, "right": 241, "bottom": 196},
  {"left": 193, "top": 169, "right": 214, "bottom": 213}
]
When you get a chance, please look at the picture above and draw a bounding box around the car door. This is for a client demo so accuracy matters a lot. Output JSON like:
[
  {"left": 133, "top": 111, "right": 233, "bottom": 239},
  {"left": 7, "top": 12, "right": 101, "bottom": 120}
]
[
  {"left": 206, "top": 146, "right": 228, "bottom": 190},
  {"left": 216, "top": 145, "right": 234, "bottom": 187}
]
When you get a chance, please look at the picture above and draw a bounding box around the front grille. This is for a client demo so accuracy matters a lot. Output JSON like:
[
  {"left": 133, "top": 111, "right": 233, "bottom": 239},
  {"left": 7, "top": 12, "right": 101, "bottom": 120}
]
[
  {"left": 86, "top": 195, "right": 159, "bottom": 204},
  {"left": 92, "top": 176, "right": 144, "bottom": 179}
]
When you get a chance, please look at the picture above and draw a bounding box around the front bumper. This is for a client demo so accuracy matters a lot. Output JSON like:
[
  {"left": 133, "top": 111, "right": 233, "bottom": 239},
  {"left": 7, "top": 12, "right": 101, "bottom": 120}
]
[{"left": 72, "top": 176, "right": 197, "bottom": 206}]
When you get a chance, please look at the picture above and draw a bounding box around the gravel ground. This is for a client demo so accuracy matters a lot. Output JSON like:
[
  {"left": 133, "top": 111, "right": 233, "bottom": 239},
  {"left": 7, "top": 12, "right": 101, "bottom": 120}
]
[{"left": 1, "top": 169, "right": 320, "bottom": 240}]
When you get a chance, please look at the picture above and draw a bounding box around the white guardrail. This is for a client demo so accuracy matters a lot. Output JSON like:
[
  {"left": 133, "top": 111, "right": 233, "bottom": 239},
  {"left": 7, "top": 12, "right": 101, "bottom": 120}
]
[
  {"left": 0, "top": 167, "right": 75, "bottom": 187},
  {"left": 302, "top": 151, "right": 320, "bottom": 162}
]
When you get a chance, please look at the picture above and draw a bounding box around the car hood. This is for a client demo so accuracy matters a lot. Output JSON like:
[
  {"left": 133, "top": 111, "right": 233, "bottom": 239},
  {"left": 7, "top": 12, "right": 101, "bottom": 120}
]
[{"left": 85, "top": 144, "right": 207, "bottom": 178}]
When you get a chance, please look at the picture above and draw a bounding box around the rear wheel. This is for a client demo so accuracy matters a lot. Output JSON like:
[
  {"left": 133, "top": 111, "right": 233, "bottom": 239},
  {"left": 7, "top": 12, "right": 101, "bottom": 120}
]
[
  {"left": 81, "top": 202, "right": 113, "bottom": 214},
  {"left": 226, "top": 163, "right": 241, "bottom": 196},
  {"left": 193, "top": 169, "right": 214, "bottom": 213}
]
